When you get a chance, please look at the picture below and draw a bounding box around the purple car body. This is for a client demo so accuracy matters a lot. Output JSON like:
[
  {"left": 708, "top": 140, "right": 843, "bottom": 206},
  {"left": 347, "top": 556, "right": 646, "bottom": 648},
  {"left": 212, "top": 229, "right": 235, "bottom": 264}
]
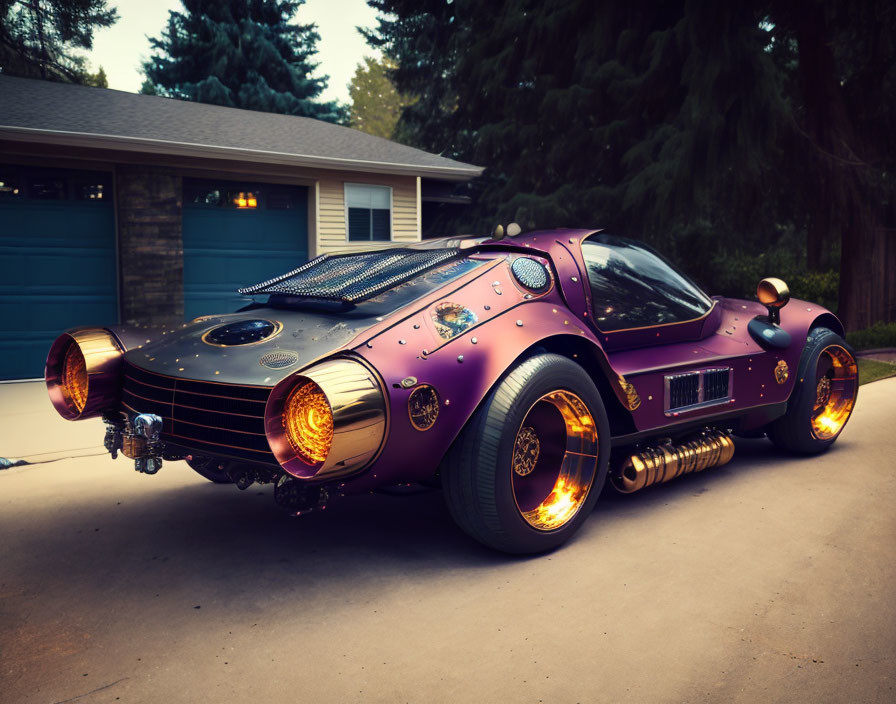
[{"left": 45, "top": 228, "right": 857, "bottom": 552}]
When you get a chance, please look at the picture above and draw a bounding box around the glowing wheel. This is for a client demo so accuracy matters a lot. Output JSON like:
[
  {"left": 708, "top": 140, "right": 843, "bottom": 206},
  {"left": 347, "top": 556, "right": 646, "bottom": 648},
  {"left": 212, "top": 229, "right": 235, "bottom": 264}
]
[
  {"left": 511, "top": 391, "right": 599, "bottom": 531},
  {"left": 441, "top": 354, "right": 609, "bottom": 553},
  {"left": 768, "top": 328, "right": 858, "bottom": 453}
]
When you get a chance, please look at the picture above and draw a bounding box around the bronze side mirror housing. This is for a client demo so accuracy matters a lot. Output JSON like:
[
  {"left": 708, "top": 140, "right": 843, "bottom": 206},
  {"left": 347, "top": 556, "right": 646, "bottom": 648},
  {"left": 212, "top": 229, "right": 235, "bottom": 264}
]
[{"left": 757, "top": 277, "right": 790, "bottom": 325}]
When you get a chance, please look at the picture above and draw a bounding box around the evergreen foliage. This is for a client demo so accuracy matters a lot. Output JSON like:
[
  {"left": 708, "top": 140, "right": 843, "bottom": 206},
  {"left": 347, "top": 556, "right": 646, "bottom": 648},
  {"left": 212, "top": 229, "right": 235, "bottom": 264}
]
[
  {"left": 369, "top": 0, "right": 896, "bottom": 328},
  {"left": 144, "top": 0, "right": 345, "bottom": 123},
  {"left": 0, "top": 0, "right": 118, "bottom": 83},
  {"left": 348, "top": 56, "right": 409, "bottom": 139}
]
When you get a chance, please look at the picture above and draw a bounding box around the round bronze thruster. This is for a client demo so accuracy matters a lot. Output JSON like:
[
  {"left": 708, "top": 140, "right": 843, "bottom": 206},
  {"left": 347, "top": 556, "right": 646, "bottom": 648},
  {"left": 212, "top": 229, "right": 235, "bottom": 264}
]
[
  {"left": 775, "top": 359, "right": 789, "bottom": 384},
  {"left": 408, "top": 384, "right": 440, "bottom": 431}
]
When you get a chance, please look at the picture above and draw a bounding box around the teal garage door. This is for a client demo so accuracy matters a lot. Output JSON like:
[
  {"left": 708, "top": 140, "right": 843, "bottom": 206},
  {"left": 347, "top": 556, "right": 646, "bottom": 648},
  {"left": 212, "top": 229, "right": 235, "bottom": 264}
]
[
  {"left": 182, "top": 179, "right": 308, "bottom": 320},
  {"left": 0, "top": 166, "right": 117, "bottom": 380}
]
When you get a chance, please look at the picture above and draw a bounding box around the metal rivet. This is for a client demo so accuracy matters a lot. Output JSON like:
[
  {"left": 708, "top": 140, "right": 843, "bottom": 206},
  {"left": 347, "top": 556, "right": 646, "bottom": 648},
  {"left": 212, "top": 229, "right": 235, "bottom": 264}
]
[
  {"left": 471, "top": 337, "right": 478, "bottom": 344},
  {"left": 516, "top": 320, "right": 523, "bottom": 327},
  {"left": 552, "top": 308, "right": 557, "bottom": 313},
  {"left": 494, "top": 288, "right": 502, "bottom": 295},
  {"left": 648, "top": 395, "right": 653, "bottom": 401},
  {"left": 366, "top": 342, "right": 373, "bottom": 348},
  {"left": 569, "top": 239, "right": 574, "bottom": 244},
  {"left": 524, "top": 294, "right": 533, "bottom": 299},
  {"left": 457, "top": 355, "right": 464, "bottom": 363},
  {"left": 413, "top": 324, "right": 420, "bottom": 329},
  {"left": 484, "top": 305, "right": 491, "bottom": 310},
  {"left": 445, "top": 399, "right": 450, "bottom": 406},
  {"left": 422, "top": 349, "right": 429, "bottom": 355},
  {"left": 571, "top": 276, "right": 578, "bottom": 282},
  {"left": 400, "top": 376, "right": 417, "bottom": 388},
  {"left": 399, "top": 339, "right": 406, "bottom": 345},
  {"left": 492, "top": 280, "right": 501, "bottom": 286}
]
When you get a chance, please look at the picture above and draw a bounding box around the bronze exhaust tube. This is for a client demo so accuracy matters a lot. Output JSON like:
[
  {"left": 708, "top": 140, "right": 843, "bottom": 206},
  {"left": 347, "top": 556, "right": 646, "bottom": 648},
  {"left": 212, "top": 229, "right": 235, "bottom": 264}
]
[{"left": 611, "top": 429, "right": 735, "bottom": 493}]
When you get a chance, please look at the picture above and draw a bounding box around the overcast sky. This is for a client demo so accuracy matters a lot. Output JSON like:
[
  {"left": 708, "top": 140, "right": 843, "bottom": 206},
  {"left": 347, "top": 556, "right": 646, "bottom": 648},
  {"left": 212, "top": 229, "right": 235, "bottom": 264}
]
[{"left": 85, "top": 0, "right": 381, "bottom": 105}]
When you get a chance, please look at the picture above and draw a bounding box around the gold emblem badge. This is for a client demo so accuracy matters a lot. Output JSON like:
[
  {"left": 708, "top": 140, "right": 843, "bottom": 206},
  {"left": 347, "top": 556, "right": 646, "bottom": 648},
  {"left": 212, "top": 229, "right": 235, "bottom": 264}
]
[
  {"left": 774, "top": 359, "right": 789, "bottom": 384},
  {"left": 408, "top": 385, "right": 440, "bottom": 431},
  {"left": 513, "top": 425, "right": 541, "bottom": 476},
  {"left": 618, "top": 374, "right": 641, "bottom": 411}
]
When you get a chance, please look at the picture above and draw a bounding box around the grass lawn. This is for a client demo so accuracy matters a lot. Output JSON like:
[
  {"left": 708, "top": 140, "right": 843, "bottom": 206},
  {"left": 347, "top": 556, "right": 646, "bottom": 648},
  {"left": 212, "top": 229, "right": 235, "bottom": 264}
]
[{"left": 858, "top": 357, "right": 896, "bottom": 385}]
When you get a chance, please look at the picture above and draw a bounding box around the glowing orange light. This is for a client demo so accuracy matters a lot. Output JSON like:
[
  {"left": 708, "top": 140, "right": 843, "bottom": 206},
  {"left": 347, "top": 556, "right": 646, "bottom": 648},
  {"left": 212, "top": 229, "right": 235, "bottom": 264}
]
[
  {"left": 283, "top": 381, "right": 333, "bottom": 464},
  {"left": 523, "top": 478, "right": 583, "bottom": 530},
  {"left": 62, "top": 343, "right": 88, "bottom": 412},
  {"left": 233, "top": 191, "right": 258, "bottom": 208}
]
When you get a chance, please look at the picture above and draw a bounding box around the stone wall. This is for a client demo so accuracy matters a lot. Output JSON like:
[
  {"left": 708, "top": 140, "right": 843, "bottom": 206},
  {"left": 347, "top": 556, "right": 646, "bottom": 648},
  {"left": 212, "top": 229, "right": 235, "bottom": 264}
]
[{"left": 115, "top": 166, "right": 183, "bottom": 326}]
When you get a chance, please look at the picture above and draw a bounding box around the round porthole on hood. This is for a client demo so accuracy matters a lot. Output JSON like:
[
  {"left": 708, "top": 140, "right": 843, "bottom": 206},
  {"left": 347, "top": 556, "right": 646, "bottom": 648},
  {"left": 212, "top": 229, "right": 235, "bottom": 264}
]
[{"left": 202, "top": 319, "right": 282, "bottom": 346}]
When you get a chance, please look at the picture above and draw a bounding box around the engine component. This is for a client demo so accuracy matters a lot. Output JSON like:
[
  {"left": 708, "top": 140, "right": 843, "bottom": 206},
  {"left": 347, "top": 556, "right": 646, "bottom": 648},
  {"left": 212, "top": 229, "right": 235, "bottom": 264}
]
[
  {"left": 122, "top": 413, "right": 164, "bottom": 474},
  {"left": 46, "top": 328, "right": 123, "bottom": 420},
  {"left": 274, "top": 475, "right": 331, "bottom": 514},
  {"left": 611, "top": 429, "right": 735, "bottom": 493},
  {"left": 103, "top": 411, "right": 127, "bottom": 459},
  {"left": 265, "top": 357, "right": 387, "bottom": 481}
]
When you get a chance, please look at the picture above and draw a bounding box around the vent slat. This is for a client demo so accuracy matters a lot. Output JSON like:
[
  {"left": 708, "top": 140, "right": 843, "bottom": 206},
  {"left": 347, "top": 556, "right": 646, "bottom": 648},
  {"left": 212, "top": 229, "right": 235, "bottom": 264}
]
[
  {"left": 120, "top": 361, "right": 275, "bottom": 464},
  {"left": 667, "top": 368, "right": 730, "bottom": 413}
]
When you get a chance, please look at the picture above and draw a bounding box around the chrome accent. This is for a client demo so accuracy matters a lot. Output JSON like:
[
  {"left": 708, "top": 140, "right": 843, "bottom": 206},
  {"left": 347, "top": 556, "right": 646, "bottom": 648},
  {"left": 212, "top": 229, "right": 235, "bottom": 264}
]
[
  {"left": 266, "top": 358, "right": 388, "bottom": 481},
  {"left": 46, "top": 328, "right": 123, "bottom": 420},
  {"left": 664, "top": 367, "right": 733, "bottom": 416},
  {"left": 611, "top": 429, "right": 735, "bottom": 493}
]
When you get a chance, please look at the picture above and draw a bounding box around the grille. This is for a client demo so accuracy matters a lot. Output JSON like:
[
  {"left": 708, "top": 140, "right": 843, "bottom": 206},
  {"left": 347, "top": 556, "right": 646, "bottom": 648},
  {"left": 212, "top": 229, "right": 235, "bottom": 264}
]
[
  {"left": 666, "top": 367, "right": 731, "bottom": 414},
  {"left": 121, "top": 361, "right": 276, "bottom": 465},
  {"left": 238, "top": 247, "right": 461, "bottom": 303}
]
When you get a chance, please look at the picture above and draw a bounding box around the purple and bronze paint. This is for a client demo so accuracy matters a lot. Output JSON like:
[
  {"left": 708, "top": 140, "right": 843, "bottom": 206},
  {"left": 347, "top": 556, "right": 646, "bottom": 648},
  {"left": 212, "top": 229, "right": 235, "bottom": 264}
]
[{"left": 44, "top": 228, "right": 858, "bottom": 553}]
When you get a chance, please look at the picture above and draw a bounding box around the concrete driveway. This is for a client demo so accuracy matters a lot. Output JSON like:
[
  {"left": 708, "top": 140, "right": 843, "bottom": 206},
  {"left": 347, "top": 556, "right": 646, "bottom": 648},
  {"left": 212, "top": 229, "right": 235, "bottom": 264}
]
[{"left": 1, "top": 379, "right": 895, "bottom": 703}]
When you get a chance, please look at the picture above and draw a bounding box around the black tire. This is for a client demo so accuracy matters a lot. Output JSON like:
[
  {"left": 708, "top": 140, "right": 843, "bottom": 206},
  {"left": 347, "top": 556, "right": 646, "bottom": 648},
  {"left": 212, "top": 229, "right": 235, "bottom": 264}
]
[
  {"left": 186, "top": 456, "right": 233, "bottom": 484},
  {"left": 441, "top": 353, "right": 611, "bottom": 554},
  {"left": 767, "top": 327, "right": 859, "bottom": 454}
]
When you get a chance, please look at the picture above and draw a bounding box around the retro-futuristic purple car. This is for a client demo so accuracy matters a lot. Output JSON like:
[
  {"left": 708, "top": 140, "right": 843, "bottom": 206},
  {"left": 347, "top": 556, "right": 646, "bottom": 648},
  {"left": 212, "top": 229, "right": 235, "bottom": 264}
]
[{"left": 45, "top": 229, "right": 858, "bottom": 553}]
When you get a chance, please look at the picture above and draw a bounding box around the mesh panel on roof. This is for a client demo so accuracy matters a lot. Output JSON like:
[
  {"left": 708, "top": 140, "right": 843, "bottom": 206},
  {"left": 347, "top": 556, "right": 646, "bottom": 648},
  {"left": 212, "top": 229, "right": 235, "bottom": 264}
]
[{"left": 238, "top": 248, "right": 463, "bottom": 303}]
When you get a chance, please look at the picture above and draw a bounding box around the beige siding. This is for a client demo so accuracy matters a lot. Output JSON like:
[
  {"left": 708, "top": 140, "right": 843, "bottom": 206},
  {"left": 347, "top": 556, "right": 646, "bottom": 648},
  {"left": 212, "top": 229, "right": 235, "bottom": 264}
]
[{"left": 317, "top": 172, "right": 419, "bottom": 255}]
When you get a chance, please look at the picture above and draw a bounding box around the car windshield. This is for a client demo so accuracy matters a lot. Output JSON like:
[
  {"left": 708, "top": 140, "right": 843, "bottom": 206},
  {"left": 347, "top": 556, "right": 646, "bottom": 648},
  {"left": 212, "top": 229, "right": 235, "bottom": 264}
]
[{"left": 581, "top": 234, "right": 712, "bottom": 331}]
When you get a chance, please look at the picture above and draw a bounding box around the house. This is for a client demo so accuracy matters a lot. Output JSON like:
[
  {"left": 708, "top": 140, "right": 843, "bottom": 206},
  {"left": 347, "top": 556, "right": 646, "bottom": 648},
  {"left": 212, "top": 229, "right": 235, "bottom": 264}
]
[{"left": 0, "top": 75, "right": 482, "bottom": 379}]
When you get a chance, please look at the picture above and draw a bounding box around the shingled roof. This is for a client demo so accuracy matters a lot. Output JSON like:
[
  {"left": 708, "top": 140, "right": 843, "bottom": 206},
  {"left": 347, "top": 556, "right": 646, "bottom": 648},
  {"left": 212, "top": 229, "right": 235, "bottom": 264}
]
[{"left": 0, "top": 76, "right": 482, "bottom": 180}]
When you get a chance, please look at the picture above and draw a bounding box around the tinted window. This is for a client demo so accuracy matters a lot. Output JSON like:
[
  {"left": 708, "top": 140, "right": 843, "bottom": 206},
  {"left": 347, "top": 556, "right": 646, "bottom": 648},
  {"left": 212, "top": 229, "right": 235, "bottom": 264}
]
[
  {"left": 346, "top": 184, "right": 392, "bottom": 241},
  {"left": 582, "top": 234, "right": 712, "bottom": 331}
]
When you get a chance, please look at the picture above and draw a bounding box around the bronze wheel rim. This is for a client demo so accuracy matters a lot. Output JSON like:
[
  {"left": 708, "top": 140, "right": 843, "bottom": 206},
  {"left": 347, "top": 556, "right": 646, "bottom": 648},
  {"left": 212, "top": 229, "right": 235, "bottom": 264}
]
[
  {"left": 810, "top": 344, "right": 858, "bottom": 441},
  {"left": 511, "top": 390, "right": 599, "bottom": 531}
]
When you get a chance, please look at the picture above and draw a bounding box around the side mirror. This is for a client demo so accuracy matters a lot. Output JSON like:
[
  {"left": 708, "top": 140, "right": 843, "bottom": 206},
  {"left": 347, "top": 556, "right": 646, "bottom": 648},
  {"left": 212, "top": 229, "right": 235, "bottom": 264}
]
[{"left": 757, "top": 277, "right": 790, "bottom": 325}]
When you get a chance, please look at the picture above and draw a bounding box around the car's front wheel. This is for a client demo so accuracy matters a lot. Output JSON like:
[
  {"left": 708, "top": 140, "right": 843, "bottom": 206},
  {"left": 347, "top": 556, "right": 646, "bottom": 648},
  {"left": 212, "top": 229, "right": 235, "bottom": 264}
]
[
  {"left": 441, "top": 353, "right": 610, "bottom": 554},
  {"left": 767, "top": 327, "right": 859, "bottom": 454}
]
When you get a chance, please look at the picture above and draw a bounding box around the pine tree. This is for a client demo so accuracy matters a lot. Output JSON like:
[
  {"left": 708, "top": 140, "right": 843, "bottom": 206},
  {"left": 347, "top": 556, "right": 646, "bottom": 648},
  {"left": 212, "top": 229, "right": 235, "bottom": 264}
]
[
  {"left": 144, "top": 0, "right": 345, "bottom": 123},
  {"left": 0, "top": 0, "right": 118, "bottom": 83},
  {"left": 84, "top": 64, "right": 107, "bottom": 87},
  {"left": 363, "top": 0, "right": 470, "bottom": 156},
  {"left": 348, "top": 56, "right": 409, "bottom": 139}
]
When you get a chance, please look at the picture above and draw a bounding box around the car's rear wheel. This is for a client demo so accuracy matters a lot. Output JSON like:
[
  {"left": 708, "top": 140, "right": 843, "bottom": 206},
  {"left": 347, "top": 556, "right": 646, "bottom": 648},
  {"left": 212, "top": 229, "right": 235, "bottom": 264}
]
[
  {"left": 767, "top": 327, "right": 859, "bottom": 454},
  {"left": 441, "top": 354, "right": 610, "bottom": 554},
  {"left": 186, "top": 456, "right": 233, "bottom": 484}
]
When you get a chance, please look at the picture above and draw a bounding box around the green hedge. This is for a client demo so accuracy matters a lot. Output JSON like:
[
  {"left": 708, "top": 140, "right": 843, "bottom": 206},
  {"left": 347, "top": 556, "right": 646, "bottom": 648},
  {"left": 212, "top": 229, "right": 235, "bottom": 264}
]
[{"left": 847, "top": 322, "right": 896, "bottom": 350}]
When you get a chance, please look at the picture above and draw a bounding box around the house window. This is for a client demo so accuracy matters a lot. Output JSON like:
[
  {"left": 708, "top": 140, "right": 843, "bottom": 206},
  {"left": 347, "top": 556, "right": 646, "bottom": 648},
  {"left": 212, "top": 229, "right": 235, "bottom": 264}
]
[{"left": 346, "top": 184, "right": 391, "bottom": 241}]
